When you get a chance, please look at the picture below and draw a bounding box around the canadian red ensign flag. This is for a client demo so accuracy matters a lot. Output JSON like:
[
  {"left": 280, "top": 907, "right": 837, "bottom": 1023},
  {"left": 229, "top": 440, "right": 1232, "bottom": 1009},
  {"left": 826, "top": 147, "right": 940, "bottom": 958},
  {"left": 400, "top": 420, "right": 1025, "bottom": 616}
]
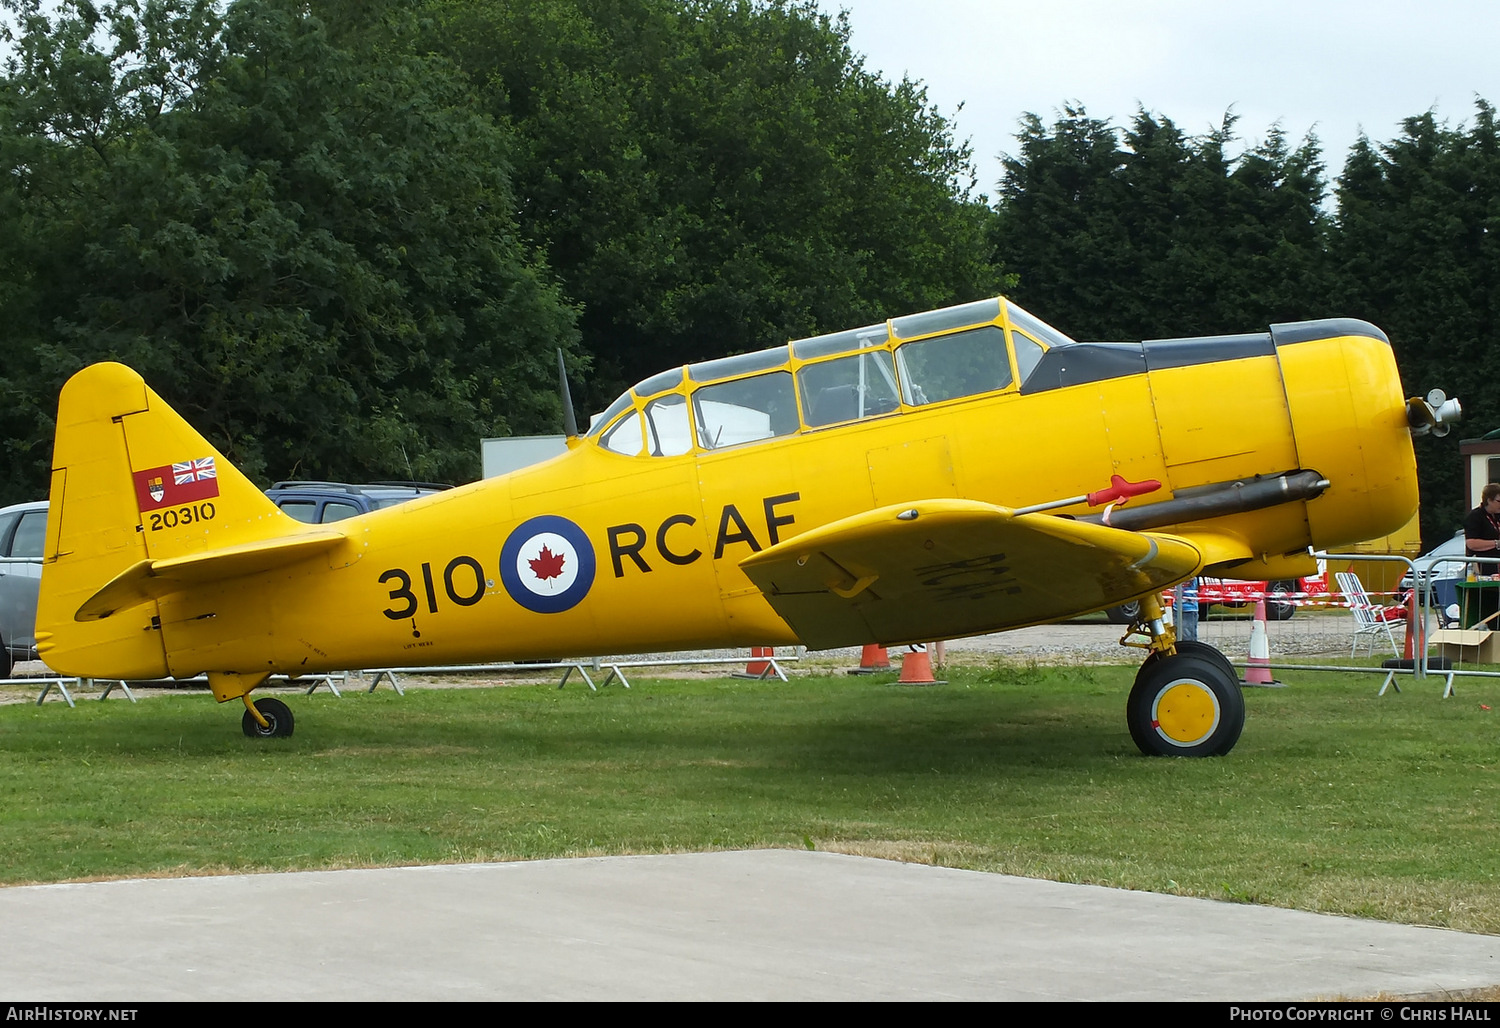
[{"left": 132, "top": 456, "right": 219, "bottom": 512}]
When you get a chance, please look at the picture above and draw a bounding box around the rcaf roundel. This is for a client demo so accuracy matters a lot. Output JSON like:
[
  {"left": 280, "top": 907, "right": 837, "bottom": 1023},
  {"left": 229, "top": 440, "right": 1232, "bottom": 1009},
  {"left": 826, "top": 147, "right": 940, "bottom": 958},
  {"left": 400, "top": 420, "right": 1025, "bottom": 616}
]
[{"left": 499, "top": 515, "right": 596, "bottom": 614}]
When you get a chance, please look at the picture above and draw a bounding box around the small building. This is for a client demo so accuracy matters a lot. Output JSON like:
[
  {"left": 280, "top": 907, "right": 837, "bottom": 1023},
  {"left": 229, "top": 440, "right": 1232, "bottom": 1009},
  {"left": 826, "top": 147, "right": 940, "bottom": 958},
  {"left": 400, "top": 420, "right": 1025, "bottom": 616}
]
[
  {"left": 481, "top": 435, "right": 568, "bottom": 479},
  {"left": 1460, "top": 430, "right": 1500, "bottom": 507}
]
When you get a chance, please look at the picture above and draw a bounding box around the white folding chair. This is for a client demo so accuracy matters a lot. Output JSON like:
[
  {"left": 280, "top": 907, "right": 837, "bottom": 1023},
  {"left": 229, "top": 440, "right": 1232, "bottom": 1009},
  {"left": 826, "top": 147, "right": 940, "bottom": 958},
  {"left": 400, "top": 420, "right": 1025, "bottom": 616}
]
[{"left": 1335, "top": 572, "right": 1402, "bottom": 657}]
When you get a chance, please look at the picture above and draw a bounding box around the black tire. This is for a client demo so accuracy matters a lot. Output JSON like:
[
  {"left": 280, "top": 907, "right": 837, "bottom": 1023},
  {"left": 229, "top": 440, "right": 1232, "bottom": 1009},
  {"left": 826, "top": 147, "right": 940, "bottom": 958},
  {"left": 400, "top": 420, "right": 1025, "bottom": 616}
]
[
  {"left": 0, "top": 642, "right": 11, "bottom": 680},
  {"left": 1266, "top": 581, "right": 1296, "bottom": 621},
  {"left": 241, "top": 696, "right": 295, "bottom": 738},
  {"left": 1127, "top": 652, "right": 1245, "bottom": 757},
  {"left": 1105, "top": 601, "right": 1140, "bottom": 625},
  {"left": 1381, "top": 657, "right": 1454, "bottom": 671},
  {"left": 1141, "top": 640, "right": 1238, "bottom": 686}
]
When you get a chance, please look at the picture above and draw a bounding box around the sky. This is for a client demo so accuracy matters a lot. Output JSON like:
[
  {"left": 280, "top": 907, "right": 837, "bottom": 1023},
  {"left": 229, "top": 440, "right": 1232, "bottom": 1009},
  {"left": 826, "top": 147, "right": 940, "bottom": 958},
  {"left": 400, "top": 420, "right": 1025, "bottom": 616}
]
[{"left": 818, "top": 0, "right": 1500, "bottom": 199}]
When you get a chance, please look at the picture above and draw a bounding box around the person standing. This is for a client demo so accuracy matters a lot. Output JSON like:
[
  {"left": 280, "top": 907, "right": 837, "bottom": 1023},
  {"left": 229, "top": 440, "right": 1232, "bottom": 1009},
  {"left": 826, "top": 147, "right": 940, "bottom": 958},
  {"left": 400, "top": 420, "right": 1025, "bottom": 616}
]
[
  {"left": 1464, "top": 483, "right": 1500, "bottom": 568},
  {"left": 1176, "top": 578, "right": 1199, "bottom": 641}
]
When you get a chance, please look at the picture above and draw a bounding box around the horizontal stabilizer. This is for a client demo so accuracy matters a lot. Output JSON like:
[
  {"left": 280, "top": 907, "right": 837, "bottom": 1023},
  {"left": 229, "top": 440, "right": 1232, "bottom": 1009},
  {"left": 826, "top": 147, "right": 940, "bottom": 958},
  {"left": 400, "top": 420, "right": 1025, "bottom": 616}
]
[
  {"left": 75, "top": 531, "right": 344, "bottom": 621},
  {"left": 739, "top": 499, "right": 1202, "bottom": 649}
]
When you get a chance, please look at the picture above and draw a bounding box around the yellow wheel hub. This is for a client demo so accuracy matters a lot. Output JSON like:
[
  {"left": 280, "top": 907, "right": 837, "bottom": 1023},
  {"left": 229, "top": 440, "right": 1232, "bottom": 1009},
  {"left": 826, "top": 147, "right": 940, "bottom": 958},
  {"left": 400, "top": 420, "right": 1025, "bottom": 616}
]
[{"left": 1152, "top": 681, "right": 1221, "bottom": 745}]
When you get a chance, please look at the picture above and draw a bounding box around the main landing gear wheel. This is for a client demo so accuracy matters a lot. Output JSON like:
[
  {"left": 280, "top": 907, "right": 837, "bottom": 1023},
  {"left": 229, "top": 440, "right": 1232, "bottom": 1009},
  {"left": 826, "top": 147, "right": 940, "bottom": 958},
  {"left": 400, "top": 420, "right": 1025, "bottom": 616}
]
[
  {"left": 242, "top": 696, "right": 295, "bottom": 738},
  {"left": 1127, "top": 652, "right": 1244, "bottom": 757},
  {"left": 1140, "top": 639, "right": 1239, "bottom": 687}
]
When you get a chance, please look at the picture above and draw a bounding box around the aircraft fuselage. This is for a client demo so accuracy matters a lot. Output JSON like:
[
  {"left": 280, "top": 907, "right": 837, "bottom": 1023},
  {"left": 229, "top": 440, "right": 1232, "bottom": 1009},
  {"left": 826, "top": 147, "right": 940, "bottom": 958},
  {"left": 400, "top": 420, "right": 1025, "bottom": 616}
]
[{"left": 36, "top": 298, "right": 1420, "bottom": 688}]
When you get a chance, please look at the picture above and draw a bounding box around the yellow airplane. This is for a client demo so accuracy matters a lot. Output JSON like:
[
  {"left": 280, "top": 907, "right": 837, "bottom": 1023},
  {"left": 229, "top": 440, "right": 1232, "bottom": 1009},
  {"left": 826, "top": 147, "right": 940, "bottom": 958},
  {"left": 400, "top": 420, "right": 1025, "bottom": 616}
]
[{"left": 34, "top": 296, "right": 1453, "bottom": 756}]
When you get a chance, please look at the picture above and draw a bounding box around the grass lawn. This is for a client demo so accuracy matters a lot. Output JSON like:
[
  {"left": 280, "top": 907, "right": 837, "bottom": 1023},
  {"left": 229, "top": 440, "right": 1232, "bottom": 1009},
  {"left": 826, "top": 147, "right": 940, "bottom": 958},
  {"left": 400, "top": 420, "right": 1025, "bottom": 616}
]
[{"left": 2, "top": 664, "right": 1498, "bottom": 934}]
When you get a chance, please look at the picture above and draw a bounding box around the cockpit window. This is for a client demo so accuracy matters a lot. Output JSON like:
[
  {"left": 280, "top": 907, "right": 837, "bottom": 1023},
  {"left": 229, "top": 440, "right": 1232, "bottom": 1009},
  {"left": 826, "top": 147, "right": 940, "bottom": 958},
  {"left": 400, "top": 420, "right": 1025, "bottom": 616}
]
[
  {"left": 890, "top": 298, "right": 1001, "bottom": 339},
  {"left": 589, "top": 391, "right": 635, "bottom": 436},
  {"left": 1005, "top": 301, "right": 1076, "bottom": 349},
  {"left": 897, "top": 325, "right": 1013, "bottom": 405},
  {"left": 1012, "top": 330, "right": 1046, "bottom": 385},
  {"left": 635, "top": 367, "right": 684, "bottom": 398},
  {"left": 693, "top": 371, "right": 799, "bottom": 449},
  {"left": 688, "top": 346, "right": 790, "bottom": 383},
  {"left": 594, "top": 295, "right": 1049, "bottom": 453},
  {"left": 790, "top": 323, "right": 888, "bottom": 361},
  {"left": 798, "top": 350, "right": 901, "bottom": 427},
  {"left": 601, "top": 409, "right": 645, "bottom": 455},
  {"left": 644, "top": 394, "right": 693, "bottom": 456}
]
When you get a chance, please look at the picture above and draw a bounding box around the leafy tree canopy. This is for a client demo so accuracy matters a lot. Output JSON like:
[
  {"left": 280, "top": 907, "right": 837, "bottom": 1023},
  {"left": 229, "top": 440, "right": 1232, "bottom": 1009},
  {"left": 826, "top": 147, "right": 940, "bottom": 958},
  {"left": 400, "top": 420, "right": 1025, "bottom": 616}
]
[
  {"left": 6, "top": 0, "right": 1493, "bottom": 551},
  {"left": 0, "top": 0, "right": 579, "bottom": 500},
  {"left": 993, "top": 100, "right": 1500, "bottom": 546},
  {"left": 414, "top": 0, "right": 1005, "bottom": 408},
  {"left": 1331, "top": 101, "right": 1500, "bottom": 544},
  {"left": 992, "top": 104, "right": 1331, "bottom": 342}
]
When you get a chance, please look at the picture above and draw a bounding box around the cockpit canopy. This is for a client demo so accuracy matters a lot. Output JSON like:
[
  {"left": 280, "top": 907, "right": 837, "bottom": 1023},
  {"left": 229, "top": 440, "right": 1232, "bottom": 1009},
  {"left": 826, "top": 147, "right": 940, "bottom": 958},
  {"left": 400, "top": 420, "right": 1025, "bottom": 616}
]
[{"left": 588, "top": 297, "right": 1075, "bottom": 457}]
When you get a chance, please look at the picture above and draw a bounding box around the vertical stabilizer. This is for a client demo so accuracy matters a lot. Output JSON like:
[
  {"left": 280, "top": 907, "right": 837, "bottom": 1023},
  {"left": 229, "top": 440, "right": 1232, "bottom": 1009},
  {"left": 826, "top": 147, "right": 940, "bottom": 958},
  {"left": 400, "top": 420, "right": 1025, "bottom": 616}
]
[{"left": 36, "top": 363, "right": 288, "bottom": 677}]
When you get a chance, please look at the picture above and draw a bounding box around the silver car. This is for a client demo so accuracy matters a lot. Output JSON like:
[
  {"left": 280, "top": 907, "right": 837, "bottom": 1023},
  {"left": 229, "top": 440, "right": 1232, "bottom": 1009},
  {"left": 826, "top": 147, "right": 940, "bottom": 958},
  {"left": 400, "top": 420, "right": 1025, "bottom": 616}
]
[
  {"left": 1401, "top": 530, "right": 1470, "bottom": 627},
  {"left": 0, "top": 500, "right": 47, "bottom": 678}
]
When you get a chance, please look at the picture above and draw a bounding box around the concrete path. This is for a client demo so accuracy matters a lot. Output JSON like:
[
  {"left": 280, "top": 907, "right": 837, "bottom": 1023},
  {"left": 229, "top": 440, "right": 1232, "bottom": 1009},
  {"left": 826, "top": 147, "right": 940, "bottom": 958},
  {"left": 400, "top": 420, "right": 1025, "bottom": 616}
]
[{"left": 1, "top": 850, "right": 1495, "bottom": 1001}]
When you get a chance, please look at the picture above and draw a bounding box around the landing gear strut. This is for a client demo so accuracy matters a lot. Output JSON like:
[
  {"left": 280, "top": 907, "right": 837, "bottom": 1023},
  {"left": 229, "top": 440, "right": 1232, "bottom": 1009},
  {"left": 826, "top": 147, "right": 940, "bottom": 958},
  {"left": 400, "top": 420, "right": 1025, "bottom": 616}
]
[
  {"left": 241, "top": 695, "right": 295, "bottom": 738},
  {"left": 1123, "top": 593, "right": 1244, "bottom": 757},
  {"left": 207, "top": 673, "right": 295, "bottom": 740}
]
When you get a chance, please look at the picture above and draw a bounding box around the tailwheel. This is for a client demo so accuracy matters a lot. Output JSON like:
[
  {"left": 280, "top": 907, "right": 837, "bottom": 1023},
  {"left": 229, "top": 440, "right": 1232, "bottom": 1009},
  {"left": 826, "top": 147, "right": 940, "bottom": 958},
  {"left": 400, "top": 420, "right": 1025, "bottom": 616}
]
[
  {"left": 1127, "top": 651, "right": 1244, "bottom": 757},
  {"left": 241, "top": 696, "right": 295, "bottom": 739}
]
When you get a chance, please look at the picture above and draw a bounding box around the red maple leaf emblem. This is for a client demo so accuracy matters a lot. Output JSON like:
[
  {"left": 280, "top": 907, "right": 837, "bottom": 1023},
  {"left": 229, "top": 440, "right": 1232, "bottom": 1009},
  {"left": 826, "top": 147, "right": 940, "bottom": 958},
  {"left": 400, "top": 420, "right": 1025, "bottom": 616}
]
[{"left": 529, "top": 544, "right": 566, "bottom": 581}]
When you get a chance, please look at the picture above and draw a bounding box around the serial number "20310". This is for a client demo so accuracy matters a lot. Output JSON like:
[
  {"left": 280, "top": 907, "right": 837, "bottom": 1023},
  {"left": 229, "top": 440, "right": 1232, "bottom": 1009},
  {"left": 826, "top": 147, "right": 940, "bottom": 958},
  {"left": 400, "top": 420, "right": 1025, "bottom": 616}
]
[{"left": 148, "top": 502, "right": 216, "bottom": 531}]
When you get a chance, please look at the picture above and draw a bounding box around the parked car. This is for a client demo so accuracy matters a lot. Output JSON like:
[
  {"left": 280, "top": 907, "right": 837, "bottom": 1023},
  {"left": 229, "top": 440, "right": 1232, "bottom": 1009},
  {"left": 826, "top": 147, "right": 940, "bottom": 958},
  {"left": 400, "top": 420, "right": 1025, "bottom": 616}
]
[
  {"left": 1104, "top": 574, "right": 1324, "bottom": 625},
  {"left": 1400, "top": 530, "right": 1469, "bottom": 627},
  {"left": 0, "top": 500, "right": 48, "bottom": 678},
  {"left": 0, "top": 485, "right": 446, "bottom": 676},
  {"left": 1195, "top": 574, "right": 1328, "bottom": 621},
  {"left": 264, "top": 481, "right": 450, "bottom": 524}
]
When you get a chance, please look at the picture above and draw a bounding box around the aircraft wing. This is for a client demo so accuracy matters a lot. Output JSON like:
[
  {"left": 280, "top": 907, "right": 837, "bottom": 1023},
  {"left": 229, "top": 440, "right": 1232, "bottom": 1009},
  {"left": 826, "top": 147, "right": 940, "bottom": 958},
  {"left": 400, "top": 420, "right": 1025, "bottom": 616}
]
[
  {"left": 74, "top": 531, "right": 345, "bottom": 621},
  {"left": 738, "top": 499, "right": 1203, "bottom": 649}
]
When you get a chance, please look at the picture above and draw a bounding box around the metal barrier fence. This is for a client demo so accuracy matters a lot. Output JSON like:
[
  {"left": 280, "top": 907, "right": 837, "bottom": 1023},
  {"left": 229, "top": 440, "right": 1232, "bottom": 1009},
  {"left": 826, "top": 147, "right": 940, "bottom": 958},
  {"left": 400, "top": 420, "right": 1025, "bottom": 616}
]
[
  {"left": 1180, "top": 553, "right": 1423, "bottom": 692},
  {"left": 362, "top": 651, "right": 798, "bottom": 694},
  {"left": 3, "top": 671, "right": 347, "bottom": 708},
  {"left": 16, "top": 552, "right": 1500, "bottom": 705},
  {"left": 1183, "top": 550, "right": 1500, "bottom": 698},
  {"left": 1405, "top": 550, "right": 1500, "bottom": 692},
  {"left": 6, "top": 651, "right": 796, "bottom": 707}
]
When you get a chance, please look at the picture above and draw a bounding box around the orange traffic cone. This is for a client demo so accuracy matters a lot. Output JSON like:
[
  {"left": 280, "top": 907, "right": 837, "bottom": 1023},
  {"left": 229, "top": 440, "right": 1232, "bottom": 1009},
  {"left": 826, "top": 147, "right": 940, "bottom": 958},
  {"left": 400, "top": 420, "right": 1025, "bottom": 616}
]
[
  {"left": 897, "top": 645, "right": 944, "bottom": 686},
  {"left": 1243, "top": 599, "right": 1280, "bottom": 686},
  {"left": 848, "top": 644, "right": 892, "bottom": 675},
  {"left": 734, "top": 646, "right": 775, "bottom": 679},
  {"left": 1403, "top": 590, "right": 1417, "bottom": 661}
]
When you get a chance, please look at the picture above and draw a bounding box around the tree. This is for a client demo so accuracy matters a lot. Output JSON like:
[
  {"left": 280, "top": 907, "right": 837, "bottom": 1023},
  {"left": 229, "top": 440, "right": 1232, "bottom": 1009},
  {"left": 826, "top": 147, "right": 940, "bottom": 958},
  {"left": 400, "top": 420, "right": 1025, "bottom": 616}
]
[
  {"left": 0, "top": 0, "right": 578, "bottom": 503},
  {"left": 988, "top": 105, "right": 1133, "bottom": 338},
  {"left": 992, "top": 105, "right": 1332, "bottom": 341},
  {"left": 1331, "top": 102, "right": 1500, "bottom": 544},
  {"left": 419, "top": 0, "right": 1004, "bottom": 409}
]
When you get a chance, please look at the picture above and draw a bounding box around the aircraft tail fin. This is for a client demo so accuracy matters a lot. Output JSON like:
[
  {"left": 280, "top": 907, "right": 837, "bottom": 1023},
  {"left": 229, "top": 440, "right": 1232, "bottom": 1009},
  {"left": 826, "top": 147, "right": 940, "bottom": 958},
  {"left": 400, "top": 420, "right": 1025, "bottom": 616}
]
[{"left": 36, "top": 362, "right": 296, "bottom": 677}]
